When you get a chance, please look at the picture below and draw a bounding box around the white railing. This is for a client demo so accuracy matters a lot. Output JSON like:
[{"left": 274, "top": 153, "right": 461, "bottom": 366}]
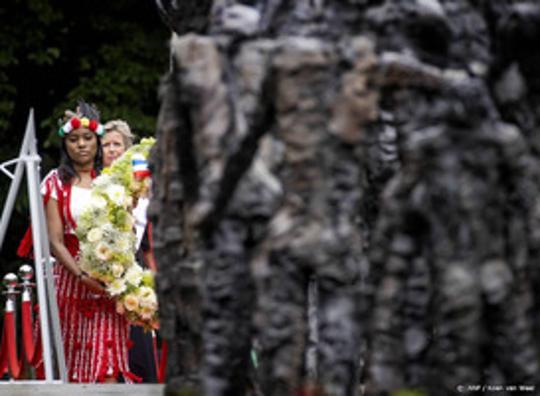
[{"left": 0, "top": 110, "right": 66, "bottom": 383}]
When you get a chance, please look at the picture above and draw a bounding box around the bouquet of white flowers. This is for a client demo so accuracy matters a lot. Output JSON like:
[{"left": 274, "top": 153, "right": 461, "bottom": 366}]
[{"left": 77, "top": 138, "right": 158, "bottom": 330}]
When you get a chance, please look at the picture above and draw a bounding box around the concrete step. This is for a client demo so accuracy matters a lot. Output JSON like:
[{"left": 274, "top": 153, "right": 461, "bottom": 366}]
[{"left": 0, "top": 383, "right": 164, "bottom": 396}]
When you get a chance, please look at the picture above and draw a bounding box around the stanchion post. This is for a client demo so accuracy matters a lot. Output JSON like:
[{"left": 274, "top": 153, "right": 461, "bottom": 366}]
[
  {"left": 3, "top": 273, "right": 19, "bottom": 315},
  {"left": 19, "top": 265, "right": 35, "bottom": 304},
  {"left": 2, "top": 273, "right": 20, "bottom": 378}
]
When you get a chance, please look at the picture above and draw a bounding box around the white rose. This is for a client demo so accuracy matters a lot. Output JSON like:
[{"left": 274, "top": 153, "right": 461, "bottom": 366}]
[
  {"left": 124, "top": 293, "right": 139, "bottom": 311},
  {"left": 107, "top": 278, "right": 127, "bottom": 296},
  {"left": 116, "top": 235, "right": 132, "bottom": 253},
  {"left": 105, "top": 184, "right": 126, "bottom": 206},
  {"left": 140, "top": 297, "right": 158, "bottom": 310},
  {"left": 89, "top": 193, "right": 107, "bottom": 210},
  {"left": 140, "top": 305, "right": 155, "bottom": 320},
  {"left": 125, "top": 265, "right": 143, "bottom": 286},
  {"left": 111, "top": 264, "right": 124, "bottom": 278},
  {"left": 95, "top": 242, "right": 113, "bottom": 261},
  {"left": 103, "top": 222, "right": 114, "bottom": 231},
  {"left": 138, "top": 287, "right": 157, "bottom": 308},
  {"left": 87, "top": 227, "right": 103, "bottom": 243},
  {"left": 93, "top": 174, "right": 112, "bottom": 188},
  {"left": 137, "top": 286, "right": 154, "bottom": 299},
  {"left": 124, "top": 195, "right": 134, "bottom": 208}
]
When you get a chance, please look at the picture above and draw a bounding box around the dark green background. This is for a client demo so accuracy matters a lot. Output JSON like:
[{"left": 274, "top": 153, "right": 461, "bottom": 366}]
[{"left": 0, "top": 0, "right": 169, "bottom": 282}]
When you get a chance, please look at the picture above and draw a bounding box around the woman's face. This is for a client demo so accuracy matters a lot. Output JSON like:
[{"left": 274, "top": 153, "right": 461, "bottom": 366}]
[
  {"left": 102, "top": 131, "right": 126, "bottom": 167},
  {"left": 65, "top": 128, "right": 98, "bottom": 167}
]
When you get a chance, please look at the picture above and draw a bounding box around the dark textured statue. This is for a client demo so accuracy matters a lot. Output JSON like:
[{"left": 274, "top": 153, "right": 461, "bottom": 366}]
[
  {"left": 365, "top": 1, "right": 540, "bottom": 395},
  {"left": 152, "top": 1, "right": 376, "bottom": 394},
  {"left": 151, "top": 1, "right": 540, "bottom": 395},
  {"left": 366, "top": 77, "right": 539, "bottom": 395},
  {"left": 151, "top": 4, "right": 282, "bottom": 393},
  {"left": 252, "top": 36, "right": 377, "bottom": 396}
]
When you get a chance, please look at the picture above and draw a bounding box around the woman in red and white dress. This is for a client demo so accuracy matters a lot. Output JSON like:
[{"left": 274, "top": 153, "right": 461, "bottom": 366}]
[{"left": 19, "top": 101, "right": 138, "bottom": 383}]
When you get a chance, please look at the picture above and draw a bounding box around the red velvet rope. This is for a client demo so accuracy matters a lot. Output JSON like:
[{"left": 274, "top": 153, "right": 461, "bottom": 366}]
[
  {"left": 0, "top": 323, "right": 8, "bottom": 376},
  {"left": 0, "top": 302, "right": 43, "bottom": 379},
  {"left": 21, "top": 301, "right": 43, "bottom": 365},
  {"left": 4, "top": 311, "right": 22, "bottom": 378},
  {"left": 30, "top": 330, "right": 42, "bottom": 367},
  {"left": 22, "top": 301, "right": 35, "bottom": 361},
  {"left": 157, "top": 339, "right": 168, "bottom": 383}
]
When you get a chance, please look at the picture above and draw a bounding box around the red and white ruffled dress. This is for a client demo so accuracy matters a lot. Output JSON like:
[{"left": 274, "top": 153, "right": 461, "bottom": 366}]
[{"left": 18, "top": 169, "right": 140, "bottom": 383}]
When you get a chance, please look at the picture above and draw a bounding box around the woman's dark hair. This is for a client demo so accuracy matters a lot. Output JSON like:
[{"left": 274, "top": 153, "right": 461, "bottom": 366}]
[{"left": 58, "top": 99, "right": 103, "bottom": 184}]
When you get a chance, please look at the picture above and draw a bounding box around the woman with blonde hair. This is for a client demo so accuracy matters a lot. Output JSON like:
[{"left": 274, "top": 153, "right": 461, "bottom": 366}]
[{"left": 102, "top": 120, "right": 135, "bottom": 166}]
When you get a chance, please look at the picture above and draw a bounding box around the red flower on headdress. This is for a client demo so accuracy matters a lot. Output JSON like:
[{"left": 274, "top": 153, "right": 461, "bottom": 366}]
[
  {"left": 71, "top": 117, "right": 81, "bottom": 129},
  {"left": 89, "top": 119, "right": 98, "bottom": 131}
]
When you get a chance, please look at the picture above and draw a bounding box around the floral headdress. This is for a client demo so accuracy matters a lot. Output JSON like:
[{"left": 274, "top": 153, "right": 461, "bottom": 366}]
[{"left": 58, "top": 116, "right": 105, "bottom": 137}]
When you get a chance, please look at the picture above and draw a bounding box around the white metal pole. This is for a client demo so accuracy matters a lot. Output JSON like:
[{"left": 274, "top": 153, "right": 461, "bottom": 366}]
[
  {"left": 31, "top": 139, "right": 67, "bottom": 381},
  {"left": 0, "top": 113, "right": 33, "bottom": 251},
  {"left": 23, "top": 112, "right": 55, "bottom": 382}
]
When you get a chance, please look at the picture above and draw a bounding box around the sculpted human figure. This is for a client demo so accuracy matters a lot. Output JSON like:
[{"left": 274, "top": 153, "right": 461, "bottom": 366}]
[{"left": 151, "top": 6, "right": 282, "bottom": 393}]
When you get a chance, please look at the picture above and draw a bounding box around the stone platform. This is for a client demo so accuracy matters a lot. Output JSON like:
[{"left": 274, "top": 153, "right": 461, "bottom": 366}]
[{"left": 0, "top": 383, "right": 164, "bottom": 396}]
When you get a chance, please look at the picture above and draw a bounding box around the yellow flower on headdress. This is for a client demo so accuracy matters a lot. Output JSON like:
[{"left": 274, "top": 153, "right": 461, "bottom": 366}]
[{"left": 81, "top": 117, "right": 90, "bottom": 128}]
